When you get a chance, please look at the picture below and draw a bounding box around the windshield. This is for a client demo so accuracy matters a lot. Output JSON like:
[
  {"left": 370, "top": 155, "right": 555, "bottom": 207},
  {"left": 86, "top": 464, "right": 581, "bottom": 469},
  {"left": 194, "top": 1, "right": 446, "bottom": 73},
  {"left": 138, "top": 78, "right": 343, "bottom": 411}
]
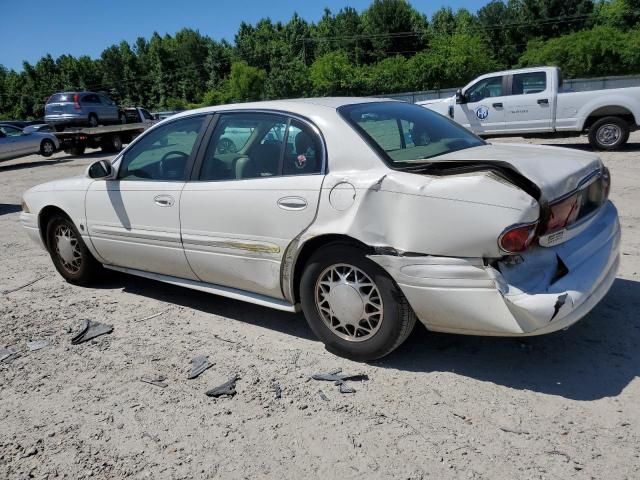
[{"left": 338, "top": 102, "right": 484, "bottom": 168}]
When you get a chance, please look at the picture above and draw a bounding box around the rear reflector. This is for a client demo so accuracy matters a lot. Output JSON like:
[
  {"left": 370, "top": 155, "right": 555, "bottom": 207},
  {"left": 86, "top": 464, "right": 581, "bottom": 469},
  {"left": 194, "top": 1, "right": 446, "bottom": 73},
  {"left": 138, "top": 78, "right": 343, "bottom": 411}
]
[{"left": 499, "top": 223, "right": 538, "bottom": 253}]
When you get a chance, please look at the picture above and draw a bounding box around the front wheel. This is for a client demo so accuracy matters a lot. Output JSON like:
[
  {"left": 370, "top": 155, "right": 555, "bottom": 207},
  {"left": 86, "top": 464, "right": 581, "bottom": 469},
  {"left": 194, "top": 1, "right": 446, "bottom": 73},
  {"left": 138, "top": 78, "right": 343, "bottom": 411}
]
[
  {"left": 588, "top": 116, "right": 629, "bottom": 150},
  {"left": 46, "top": 214, "right": 101, "bottom": 285},
  {"left": 300, "top": 244, "right": 416, "bottom": 361}
]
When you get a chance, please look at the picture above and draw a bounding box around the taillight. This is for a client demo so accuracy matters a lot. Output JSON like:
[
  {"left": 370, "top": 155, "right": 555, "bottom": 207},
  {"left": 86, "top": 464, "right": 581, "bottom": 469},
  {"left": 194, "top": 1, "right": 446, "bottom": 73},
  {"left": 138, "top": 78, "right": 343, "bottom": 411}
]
[
  {"left": 73, "top": 94, "right": 81, "bottom": 110},
  {"left": 547, "top": 194, "right": 580, "bottom": 232},
  {"left": 499, "top": 222, "right": 538, "bottom": 253}
]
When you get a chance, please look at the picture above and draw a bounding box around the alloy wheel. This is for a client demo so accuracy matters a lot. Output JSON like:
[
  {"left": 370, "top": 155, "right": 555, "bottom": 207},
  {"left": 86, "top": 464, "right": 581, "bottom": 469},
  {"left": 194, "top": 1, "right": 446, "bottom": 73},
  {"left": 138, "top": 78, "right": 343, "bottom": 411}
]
[{"left": 596, "top": 124, "right": 621, "bottom": 146}]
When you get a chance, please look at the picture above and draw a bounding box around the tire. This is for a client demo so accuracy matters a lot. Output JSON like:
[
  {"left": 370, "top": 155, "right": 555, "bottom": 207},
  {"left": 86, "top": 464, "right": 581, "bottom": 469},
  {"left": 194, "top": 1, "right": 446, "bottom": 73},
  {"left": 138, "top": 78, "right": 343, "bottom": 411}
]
[
  {"left": 67, "top": 145, "right": 86, "bottom": 156},
  {"left": 300, "top": 244, "right": 417, "bottom": 361},
  {"left": 88, "top": 114, "right": 99, "bottom": 128},
  {"left": 46, "top": 214, "right": 102, "bottom": 286},
  {"left": 588, "top": 116, "right": 629, "bottom": 150},
  {"left": 101, "top": 134, "right": 122, "bottom": 153},
  {"left": 40, "top": 139, "right": 56, "bottom": 157}
]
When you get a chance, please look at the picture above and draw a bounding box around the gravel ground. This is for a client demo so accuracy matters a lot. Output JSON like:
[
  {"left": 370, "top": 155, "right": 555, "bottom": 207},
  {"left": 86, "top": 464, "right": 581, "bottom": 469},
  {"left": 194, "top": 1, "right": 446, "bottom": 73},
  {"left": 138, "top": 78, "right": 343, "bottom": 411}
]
[{"left": 1, "top": 133, "right": 639, "bottom": 480}]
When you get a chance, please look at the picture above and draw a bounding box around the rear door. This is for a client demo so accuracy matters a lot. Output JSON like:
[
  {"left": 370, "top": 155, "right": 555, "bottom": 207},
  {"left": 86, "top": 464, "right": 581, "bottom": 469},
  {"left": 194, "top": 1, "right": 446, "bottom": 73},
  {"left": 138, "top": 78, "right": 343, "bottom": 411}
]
[
  {"left": 180, "top": 112, "right": 325, "bottom": 299},
  {"left": 85, "top": 114, "right": 209, "bottom": 278},
  {"left": 502, "top": 71, "right": 553, "bottom": 133},
  {"left": 455, "top": 75, "right": 507, "bottom": 134}
]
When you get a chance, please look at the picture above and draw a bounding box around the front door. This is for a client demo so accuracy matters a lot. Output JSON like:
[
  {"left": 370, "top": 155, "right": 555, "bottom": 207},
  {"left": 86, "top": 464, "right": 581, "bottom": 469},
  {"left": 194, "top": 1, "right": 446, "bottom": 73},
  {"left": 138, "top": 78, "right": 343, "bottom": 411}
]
[
  {"left": 85, "top": 114, "right": 208, "bottom": 279},
  {"left": 180, "top": 112, "right": 325, "bottom": 299},
  {"left": 455, "top": 75, "right": 507, "bottom": 135},
  {"left": 502, "top": 71, "right": 553, "bottom": 134}
]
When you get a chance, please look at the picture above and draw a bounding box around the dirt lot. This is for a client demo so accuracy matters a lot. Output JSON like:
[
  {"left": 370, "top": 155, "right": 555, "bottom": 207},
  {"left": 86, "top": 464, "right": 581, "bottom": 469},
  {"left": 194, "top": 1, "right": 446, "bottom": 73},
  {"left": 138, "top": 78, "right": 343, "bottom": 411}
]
[{"left": 1, "top": 133, "right": 639, "bottom": 480}]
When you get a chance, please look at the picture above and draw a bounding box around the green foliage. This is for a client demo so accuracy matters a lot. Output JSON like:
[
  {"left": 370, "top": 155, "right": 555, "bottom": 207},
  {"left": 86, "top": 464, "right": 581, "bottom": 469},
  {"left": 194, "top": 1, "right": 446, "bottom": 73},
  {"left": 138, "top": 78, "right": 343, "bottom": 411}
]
[
  {"left": 0, "top": 1, "right": 638, "bottom": 120},
  {"left": 518, "top": 26, "right": 640, "bottom": 77}
]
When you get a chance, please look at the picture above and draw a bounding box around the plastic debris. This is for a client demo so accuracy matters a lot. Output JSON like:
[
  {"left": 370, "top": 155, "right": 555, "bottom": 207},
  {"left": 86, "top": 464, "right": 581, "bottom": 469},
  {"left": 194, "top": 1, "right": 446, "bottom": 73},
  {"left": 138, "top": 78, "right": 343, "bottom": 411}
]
[
  {"left": 205, "top": 374, "right": 240, "bottom": 398},
  {"left": 140, "top": 375, "right": 168, "bottom": 388},
  {"left": 273, "top": 383, "right": 282, "bottom": 399},
  {"left": 312, "top": 368, "right": 368, "bottom": 394},
  {"left": 27, "top": 340, "right": 49, "bottom": 351},
  {"left": 318, "top": 389, "right": 329, "bottom": 401},
  {"left": 0, "top": 347, "right": 19, "bottom": 363},
  {"left": 71, "top": 320, "right": 113, "bottom": 345},
  {"left": 187, "top": 355, "right": 213, "bottom": 379}
]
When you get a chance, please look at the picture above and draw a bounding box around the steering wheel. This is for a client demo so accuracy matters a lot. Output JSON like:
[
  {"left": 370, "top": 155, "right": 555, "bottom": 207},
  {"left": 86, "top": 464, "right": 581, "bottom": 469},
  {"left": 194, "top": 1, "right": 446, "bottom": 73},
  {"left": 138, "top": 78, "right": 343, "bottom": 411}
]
[{"left": 159, "top": 150, "right": 189, "bottom": 179}]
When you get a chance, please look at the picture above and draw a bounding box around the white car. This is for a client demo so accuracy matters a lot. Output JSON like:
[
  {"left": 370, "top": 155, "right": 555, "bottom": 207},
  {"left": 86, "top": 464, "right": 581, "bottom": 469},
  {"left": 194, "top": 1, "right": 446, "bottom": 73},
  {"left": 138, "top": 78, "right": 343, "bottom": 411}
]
[
  {"left": 418, "top": 66, "right": 640, "bottom": 150},
  {"left": 20, "top": 98, "right": 620, "bottom": 360}
]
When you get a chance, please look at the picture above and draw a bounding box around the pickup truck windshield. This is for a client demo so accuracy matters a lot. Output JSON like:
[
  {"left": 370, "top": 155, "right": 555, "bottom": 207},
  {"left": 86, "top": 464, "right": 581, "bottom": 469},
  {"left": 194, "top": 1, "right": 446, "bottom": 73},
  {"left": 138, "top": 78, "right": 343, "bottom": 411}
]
[{"left": 339, "top": 102, "right": 484, "bottom": 168}]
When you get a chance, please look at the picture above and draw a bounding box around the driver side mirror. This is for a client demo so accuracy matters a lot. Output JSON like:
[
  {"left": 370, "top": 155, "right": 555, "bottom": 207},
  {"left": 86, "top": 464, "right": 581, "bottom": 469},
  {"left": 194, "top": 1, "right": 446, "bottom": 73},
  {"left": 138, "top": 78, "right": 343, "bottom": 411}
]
[
  {"left": 88, "top": 159, "right": 113, "bottom": 179},
  {"left": 455, "top": 89, "right": 466, "bottom": 105}
]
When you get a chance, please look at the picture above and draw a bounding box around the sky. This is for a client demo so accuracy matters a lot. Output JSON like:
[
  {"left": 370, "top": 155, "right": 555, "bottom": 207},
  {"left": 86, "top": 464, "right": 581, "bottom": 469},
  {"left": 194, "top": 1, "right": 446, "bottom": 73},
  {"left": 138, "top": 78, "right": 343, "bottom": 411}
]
[{"left": 1, "top": 0, "right": 491, "bottom": 71}]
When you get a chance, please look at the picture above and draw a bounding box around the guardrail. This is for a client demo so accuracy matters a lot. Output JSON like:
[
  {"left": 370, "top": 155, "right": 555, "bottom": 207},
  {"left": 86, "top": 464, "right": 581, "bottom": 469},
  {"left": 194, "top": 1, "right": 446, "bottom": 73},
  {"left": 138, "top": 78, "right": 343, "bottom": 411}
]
[{"left": 378, "top": 74, "right": 640, "bottom": 103}]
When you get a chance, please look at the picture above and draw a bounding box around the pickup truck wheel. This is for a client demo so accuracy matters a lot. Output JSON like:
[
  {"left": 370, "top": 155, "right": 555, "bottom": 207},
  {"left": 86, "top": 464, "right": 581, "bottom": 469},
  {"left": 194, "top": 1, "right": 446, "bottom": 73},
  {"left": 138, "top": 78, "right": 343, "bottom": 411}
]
[
  {"left": 589, "top": 116, "right": 629, "bottom": 150},
  {"left": 40, "top": 139, "right": 55, "bottom": 157},
  {"left": 88, "top": 114, "right": 99, "bottom": 128},
  {"left": 300, "top": 244, "right": 417, "bottom": 361},
  {"left": 46, "top": 214, "right": 101, "bottom": 286}
]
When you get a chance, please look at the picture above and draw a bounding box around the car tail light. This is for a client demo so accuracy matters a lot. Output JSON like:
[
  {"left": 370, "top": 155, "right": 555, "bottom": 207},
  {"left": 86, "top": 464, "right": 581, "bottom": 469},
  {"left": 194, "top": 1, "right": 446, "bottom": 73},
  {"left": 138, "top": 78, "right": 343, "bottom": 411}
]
[
  {"left": 547, "top": 194, "right": 580, "bottom": 232},
  {"left": 499, "top": 222, "right": 538, "bottom": 253},
  {"left": 73, "top": 94, "right": 81, "bottom": 110}
]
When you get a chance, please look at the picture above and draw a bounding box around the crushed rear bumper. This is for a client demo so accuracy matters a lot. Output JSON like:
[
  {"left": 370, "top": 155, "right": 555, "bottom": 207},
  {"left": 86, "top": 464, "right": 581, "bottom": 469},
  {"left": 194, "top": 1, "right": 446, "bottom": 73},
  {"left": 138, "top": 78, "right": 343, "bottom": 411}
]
[{"left": 369, "top": 201, "right": 620, "bottom": 336}]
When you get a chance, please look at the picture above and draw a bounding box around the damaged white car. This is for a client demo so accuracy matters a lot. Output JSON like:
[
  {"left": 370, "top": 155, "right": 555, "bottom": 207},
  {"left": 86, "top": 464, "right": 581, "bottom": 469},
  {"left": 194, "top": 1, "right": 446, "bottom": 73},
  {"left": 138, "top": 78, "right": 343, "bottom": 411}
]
[{"left": 20, "top": 98, "right": 620, "bottom": 360}]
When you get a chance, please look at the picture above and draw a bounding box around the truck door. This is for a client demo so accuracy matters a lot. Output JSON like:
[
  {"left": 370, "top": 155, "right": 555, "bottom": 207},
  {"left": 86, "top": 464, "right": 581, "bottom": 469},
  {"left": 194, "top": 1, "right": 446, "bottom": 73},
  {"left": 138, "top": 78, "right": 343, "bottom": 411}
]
[
  {"left": 454, "top": 75, "right": 507, "bottom": 134},
  {"left": 502, "top": 71, "right": 553, "bottom": 134}
]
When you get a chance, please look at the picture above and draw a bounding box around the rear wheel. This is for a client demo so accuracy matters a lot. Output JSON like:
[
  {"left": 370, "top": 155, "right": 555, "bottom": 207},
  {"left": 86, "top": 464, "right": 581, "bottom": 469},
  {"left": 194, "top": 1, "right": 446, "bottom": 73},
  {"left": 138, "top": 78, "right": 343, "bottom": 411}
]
[
  {"left": 300, "top": 244, "right": 416, "bottom": 361},
  {"left": 40, "top": 139, "right": 55, "bottom": 157},
  {"left": 46, "top": 214, "right": 101, "bottom": 285},
  {"left": 88, "top": 114, "right": 99, "bottom": 128},
  {"left": 588, "top": 116, "right": 629, "bottom": 150},
  {"left": 101, "top": 134, "right": 122, "bottom": 153}
]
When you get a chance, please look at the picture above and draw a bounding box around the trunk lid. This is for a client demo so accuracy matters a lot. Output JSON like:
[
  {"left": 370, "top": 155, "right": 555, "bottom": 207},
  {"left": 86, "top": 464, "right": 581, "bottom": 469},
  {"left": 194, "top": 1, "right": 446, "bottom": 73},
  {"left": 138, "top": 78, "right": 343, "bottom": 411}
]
[{"left": 433, "top": 142, "right": 603, "bottom": 201}]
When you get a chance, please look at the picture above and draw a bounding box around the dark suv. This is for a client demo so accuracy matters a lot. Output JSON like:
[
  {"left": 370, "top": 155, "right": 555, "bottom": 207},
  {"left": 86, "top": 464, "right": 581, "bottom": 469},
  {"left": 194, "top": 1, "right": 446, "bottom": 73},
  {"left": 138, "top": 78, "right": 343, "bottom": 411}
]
[{"left": 45, "top": 92, "right": 122, "bottom": 130}]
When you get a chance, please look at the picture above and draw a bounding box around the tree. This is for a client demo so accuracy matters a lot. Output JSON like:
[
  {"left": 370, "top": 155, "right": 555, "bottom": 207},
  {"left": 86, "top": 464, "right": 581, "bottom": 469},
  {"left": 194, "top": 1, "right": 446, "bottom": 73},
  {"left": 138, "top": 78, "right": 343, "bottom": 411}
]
[
  {"left": 309, "top": 51, "right": 362, "bottom": 95},
  {"left": 362, "top": 0, "right": 429, "bottom": 61},
  {"left": 228, "top": 61, "right": 266, "bottom": 102}
]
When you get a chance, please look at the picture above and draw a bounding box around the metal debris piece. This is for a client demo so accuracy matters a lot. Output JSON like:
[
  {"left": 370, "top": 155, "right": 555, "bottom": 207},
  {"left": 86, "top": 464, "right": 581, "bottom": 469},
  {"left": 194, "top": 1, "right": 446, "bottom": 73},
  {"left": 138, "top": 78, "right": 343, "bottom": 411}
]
[
  {"left": 205, "top": 375, "right": 240, "bottom": 398},
  {"left": 140, "top": 375, "right": 168, "bottom": 388},
  {"left": 135, "top": 309, "right": 169, "bottom": 322},
  {"left": 1, "top": 275, "right": 47, "bottom": 295},
  {"left": 187, "top": 355, "right": 213, "bottom": 379},
  {"left": 339, "top": 383, "right": 356, "bottom": 394},
  {"left": 0, "top": 347, "right": 19, "bottom": 363},
  {"left": 27, "top": 340, "right": 49, "bottom": 351},
  {"left": 71, "top": 320, "right": 113, "bottom": 345},
  {"left": 273, "top": 383, "right": 282, "bottom": 399},
  {"left": 318, "top": 389, "right": 329, "bottom": 401}
]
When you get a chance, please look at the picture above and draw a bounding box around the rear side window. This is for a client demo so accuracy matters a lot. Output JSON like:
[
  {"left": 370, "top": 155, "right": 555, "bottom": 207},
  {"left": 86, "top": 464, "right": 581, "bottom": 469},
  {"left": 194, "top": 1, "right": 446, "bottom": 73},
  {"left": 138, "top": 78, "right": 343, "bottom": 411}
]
[
  {"left": 82, "top": 94, "right": 100, "bottom": 104},
  {"left": 47, "top": 93, "right": 75, "bottom": 104},
  {"left": 512, "top": 72, "right": 547, "bottom": 95}
]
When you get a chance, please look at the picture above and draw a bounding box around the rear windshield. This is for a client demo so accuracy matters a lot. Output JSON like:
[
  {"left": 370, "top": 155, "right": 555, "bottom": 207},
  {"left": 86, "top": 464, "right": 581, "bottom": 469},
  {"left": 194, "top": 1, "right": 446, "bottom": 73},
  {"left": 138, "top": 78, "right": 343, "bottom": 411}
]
[
  {"left": 338, "top": 102, "right": 484, "bottom": 168},
  {"left": 47, "top": 93, "right": 76, "bottom": 103}
]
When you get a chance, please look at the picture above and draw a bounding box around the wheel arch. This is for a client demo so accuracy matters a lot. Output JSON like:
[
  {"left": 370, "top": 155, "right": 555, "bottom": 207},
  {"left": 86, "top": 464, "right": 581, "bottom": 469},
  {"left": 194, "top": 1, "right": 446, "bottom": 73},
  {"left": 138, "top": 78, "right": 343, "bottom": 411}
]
[
  {"left": 38, "top": 205, "right": 71, "bottom": 249},
  {"left": 285, "top": 233, "right": 373, "bottom": 305},
  {"left": 583, "top": 105, "right": 636, "bottom": 131}
]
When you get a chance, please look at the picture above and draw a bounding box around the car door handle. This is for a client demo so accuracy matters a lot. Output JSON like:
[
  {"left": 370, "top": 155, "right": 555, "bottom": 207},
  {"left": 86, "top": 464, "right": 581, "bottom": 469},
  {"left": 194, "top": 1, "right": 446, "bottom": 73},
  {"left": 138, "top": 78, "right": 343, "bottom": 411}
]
[
  {"left": 537, "top": 98, "right": 549, "bottom": 105},
  {"left": 492, "top": 102, "right": 503, "bottom": 108},
  {"left": 154, "top": 194, "right": 175, "bottom": 207},
  {"left": 277, "top": 196, "right": 307, "bottom": 211}
]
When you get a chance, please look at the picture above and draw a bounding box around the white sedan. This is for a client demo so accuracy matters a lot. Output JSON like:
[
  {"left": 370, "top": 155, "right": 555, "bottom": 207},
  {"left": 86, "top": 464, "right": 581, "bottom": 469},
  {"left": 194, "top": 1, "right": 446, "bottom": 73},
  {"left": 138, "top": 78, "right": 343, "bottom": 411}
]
[{"left": 20, "top": 98, "right": 620, "bottom": 360}]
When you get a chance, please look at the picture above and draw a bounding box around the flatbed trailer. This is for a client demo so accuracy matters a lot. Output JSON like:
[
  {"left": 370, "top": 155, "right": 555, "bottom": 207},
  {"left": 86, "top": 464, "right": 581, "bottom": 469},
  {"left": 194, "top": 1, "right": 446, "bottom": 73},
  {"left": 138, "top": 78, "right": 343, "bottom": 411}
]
[{"left": 54, "top": 122, "right": 150, "bottom": 156}]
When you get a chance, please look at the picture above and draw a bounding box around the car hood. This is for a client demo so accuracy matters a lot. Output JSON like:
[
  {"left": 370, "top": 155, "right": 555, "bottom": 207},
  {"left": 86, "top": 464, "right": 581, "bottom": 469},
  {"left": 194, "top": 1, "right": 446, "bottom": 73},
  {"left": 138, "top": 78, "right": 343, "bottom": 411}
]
[
  {"left": 27, "top": 175, "right": 92, "bottom": 193},
  {"left": 433, "top": 142, "right": 603, "bottom": 201}
]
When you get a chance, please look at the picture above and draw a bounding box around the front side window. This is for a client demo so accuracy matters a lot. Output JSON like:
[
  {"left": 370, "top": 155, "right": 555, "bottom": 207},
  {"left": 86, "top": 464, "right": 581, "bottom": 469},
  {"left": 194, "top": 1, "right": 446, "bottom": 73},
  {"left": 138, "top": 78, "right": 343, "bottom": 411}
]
[
  {"left": 512, "top": 72, "right": 547, "bottom": 95},
  {"left": 118, "top": 115, "right": 205, "bottom": 181},
  {"left": 0, "top": 125, "right": 23, "bottom": 137},
  {"left": 339, "top": 102, "right": 484, "bottom": 167},
  {"left": 466, "top": 76, "right": 504, "bottom": 103}
]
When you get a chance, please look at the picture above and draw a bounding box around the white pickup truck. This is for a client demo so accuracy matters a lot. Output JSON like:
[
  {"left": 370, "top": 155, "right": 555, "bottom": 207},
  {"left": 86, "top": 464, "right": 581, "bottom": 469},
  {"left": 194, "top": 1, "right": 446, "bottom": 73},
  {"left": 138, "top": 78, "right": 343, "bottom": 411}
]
[{"left": 418, "top": 66, "right": 640, "bottom": 150}]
